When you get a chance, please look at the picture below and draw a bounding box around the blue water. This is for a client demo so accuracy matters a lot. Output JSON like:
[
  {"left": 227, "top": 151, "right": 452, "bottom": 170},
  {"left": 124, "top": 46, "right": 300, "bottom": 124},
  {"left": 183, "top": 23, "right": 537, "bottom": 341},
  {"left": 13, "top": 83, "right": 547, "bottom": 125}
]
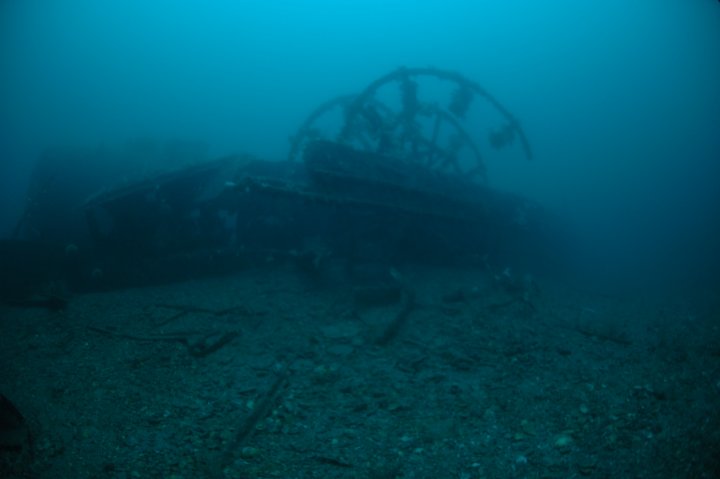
[
  {"left": 3, "top": 0, "right": 719, "bottom": 289},
  {"left": 1, "top": 3, "right": 720, "bottom": 477}
]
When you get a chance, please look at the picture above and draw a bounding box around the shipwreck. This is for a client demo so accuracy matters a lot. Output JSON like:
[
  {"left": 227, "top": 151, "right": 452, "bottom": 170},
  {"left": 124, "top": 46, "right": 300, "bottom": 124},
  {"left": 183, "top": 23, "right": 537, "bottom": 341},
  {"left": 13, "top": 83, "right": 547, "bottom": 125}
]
[{"left": 4, "top": 67, "right": 563, "bottom": 296}]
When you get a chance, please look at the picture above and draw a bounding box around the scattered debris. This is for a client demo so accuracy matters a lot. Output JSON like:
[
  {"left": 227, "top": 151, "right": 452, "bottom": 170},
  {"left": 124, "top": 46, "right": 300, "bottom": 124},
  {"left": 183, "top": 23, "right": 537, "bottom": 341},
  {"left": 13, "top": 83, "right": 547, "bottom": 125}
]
[
  {"left": 1, "top": 270, "right": 718, "bottom": 478},
  {"left": 213, "top": 370, "right": 291, "bottom": 476},
  {"left": 376, "top": 290, "right": 416, "bottom": 346},
  {"left": 3, "top": 294, "right": 68, "bottom": 312},
  {"left": 86, "top": 325, "right": 240, "bottom": 358}
]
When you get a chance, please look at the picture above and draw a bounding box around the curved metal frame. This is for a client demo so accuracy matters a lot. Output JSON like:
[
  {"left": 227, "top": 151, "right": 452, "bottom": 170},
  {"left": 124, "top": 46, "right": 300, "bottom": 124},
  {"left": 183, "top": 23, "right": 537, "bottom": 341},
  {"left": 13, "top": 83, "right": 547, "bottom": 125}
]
[{"left": 289, "top": 67, "right": 532, "bottom": 180}]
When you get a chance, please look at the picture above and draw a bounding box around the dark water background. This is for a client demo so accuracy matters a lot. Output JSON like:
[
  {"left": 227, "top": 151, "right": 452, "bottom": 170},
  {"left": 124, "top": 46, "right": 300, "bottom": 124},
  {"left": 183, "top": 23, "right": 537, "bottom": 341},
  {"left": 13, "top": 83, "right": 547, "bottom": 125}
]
[{"left": 1, "top": 0, "right": 719, "bottom": 290}]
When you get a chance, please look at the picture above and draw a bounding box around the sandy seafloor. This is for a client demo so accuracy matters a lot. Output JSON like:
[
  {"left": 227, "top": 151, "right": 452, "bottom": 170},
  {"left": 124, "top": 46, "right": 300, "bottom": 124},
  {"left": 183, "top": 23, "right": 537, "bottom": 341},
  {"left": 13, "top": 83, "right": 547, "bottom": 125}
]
[{"left": 1, "top": 264, "right": 719, "bottom": 478}]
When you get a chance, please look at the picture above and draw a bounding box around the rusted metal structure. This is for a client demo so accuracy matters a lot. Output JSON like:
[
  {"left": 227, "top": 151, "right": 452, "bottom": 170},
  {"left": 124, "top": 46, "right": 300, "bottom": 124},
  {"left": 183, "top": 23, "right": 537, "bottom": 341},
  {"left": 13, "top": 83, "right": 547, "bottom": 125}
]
[
  {"left": 289, "top": 67, "right": 532, "bottom": 179},
  {"left": 6, "top": 67, "right": 556, "bottom": 292}
]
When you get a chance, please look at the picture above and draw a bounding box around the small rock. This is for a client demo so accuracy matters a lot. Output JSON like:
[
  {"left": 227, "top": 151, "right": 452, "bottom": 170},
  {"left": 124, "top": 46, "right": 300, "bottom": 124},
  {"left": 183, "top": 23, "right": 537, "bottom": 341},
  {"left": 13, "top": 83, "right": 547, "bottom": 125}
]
[
  {"left": 554, "top": 433, "right": 573, "bottom": 450},
  {"left": 240, "top": 446, "right": 260, "bottom": 459}
]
